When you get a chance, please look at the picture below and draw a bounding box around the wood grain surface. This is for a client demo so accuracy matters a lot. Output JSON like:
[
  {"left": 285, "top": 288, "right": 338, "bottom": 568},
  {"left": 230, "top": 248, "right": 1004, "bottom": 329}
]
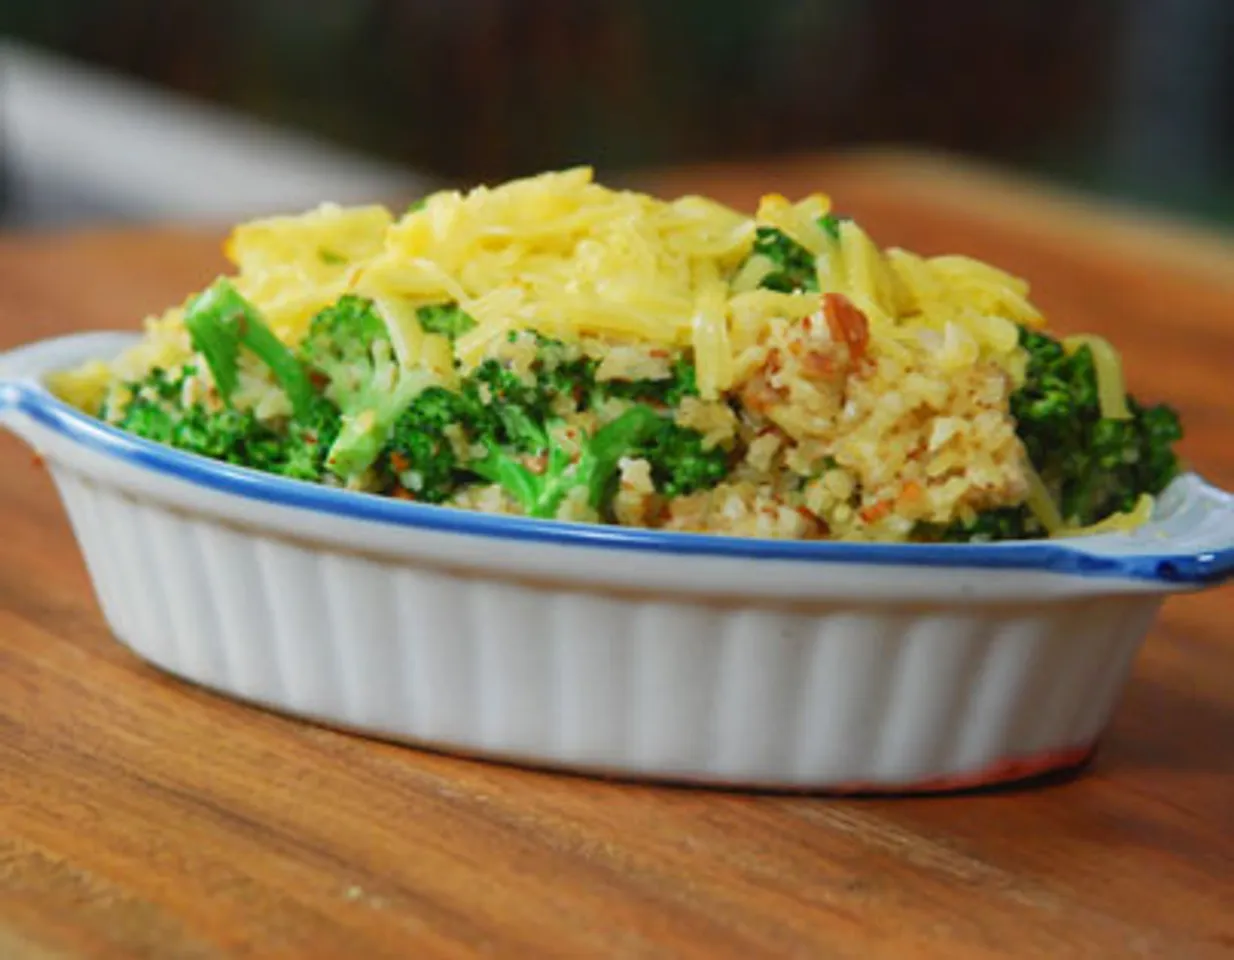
[{"left": 1, "top": 151, "right": 1232, "bottom": 959}]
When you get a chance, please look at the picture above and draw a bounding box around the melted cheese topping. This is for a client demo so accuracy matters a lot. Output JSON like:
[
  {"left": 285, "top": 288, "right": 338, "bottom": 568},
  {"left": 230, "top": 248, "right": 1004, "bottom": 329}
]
[
  {"left": 55, "top": 168, "right": 1053, "bottom": 419},
  {"left": 211, "top": 168, "right": 1046, "bottom": 401}
]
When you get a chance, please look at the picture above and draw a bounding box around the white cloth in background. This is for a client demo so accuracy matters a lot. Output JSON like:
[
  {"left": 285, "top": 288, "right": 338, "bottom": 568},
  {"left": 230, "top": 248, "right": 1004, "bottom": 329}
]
[{"left": 0, "top": 40, "right": 431, "bottom": 227}]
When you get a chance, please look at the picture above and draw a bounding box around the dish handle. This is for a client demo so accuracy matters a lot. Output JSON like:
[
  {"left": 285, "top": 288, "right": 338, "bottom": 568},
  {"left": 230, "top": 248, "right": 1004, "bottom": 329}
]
[
  {"left": 0, "top": 331, "right": 137, "bottom": 440},
  {"left": 1060, "top": 474, "right": 1234, "bottom": 588}
]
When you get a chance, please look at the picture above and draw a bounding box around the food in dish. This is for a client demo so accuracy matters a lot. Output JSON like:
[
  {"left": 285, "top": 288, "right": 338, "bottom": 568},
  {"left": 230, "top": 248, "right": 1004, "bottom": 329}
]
[{"left": 48, "top": 168, "right": 1183, "bottom": 543}]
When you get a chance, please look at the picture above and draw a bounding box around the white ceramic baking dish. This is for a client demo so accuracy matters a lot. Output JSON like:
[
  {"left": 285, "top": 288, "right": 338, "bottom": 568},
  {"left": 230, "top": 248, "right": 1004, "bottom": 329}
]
[{"left": 3, "top": 332, "right": 1232, "bottom": 792}]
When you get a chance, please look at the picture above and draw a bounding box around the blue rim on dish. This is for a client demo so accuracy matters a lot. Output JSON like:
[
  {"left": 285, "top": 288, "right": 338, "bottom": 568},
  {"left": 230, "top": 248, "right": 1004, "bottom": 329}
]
[{"left": 3, "top": 379, "right": 1233, "bottom": 586}]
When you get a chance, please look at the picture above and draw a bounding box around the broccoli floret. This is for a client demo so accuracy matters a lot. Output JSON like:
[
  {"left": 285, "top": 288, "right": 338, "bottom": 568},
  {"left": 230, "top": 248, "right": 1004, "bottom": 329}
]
[
  {"left": 416, "top": 303, "right": 477, "bottom": 340},
  {"left": 464, "top": 335, "right": 726, "bottom": 508},
  {"left": 278, "top": 395, "right": 342, "bottom": 481},
  {"left": 298, "top": 295, "right": 435, "bottom": 479},
  {"left": 597, "top": 354, "right": 700, "bottom": 409},
  {"left": 634, "top": 419, "right": 730, "bottom": 498},
  {"left": 116, "top": 289, "right": 445, "bottom": 487},
  {"left": 527, "top": 336, "right": 597, "bottom": 405},
  {"left": 460, "top": 336, "right": 593, "bottom": 439},
  {"left": 378, "top": 332, "right": 726, "bottom": 510},
  {"left": 177, "top": 281, "right": 348, "bottom": 482},
  {"left": 1134, "top": 401, "right": 1185, "bottom": 492},
  {"left": 1012, "top": 328, "right": 1182, "bottom": 525},
  {"left": 381, "top": 344, "right": 570, "bottom": 505},
  {"left": 586, "top": 353, "right": 726, "bottom": 496},
  {"left": 471, "top": 405, "right": 666, "bottom": 519},
  {"left": 465, "top": 329, "right": 704, "bottom": 416},
  {"left": 175, "top": 407, "right": 292, "bottom": 472},
  {"left": 662, "top": 357, "right": 700, "bottom": 406},
  {"left": 932, "top": 327, "right": 1183, "bottom": 541},
  {"left": 383, "top": 387, "right": 479, "bottom": 503},
  {"left": 108, "top": 364, "right": 332, "bottom": 478},
  {"left": 379, "top": 334, "right": 583, "bottom": 505},
  {"left": 298, "top": 294, "right": 391, "bottom": 378},
  {"left": 469, "top": 357, "right": 549, "bottom": 422},
  {"left": 103, "top": 366, "right": 183, "bottom": 443}
]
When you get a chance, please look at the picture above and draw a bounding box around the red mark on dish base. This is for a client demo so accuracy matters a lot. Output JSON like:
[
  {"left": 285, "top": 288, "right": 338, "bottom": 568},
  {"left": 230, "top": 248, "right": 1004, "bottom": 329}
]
[{"left": 820, "top": 743, "right": 1097, "bottom": 796}]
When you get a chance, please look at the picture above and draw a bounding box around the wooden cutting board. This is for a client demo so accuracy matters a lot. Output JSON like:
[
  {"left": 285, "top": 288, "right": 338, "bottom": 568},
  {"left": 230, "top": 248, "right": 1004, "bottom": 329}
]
[{"left": 1, "top": 150, "right": 1232, "bottom": 959}]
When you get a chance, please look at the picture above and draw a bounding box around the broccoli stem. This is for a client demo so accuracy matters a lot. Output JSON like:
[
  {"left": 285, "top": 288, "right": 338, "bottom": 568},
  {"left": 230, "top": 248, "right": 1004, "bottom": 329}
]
[
  {"left": 584, "top": 405, "right": 663, "bottom": 508},
  {"left": 325, "top": 368, "right": 436, "bottom": 480},
  {"left": 185, "top": 278, "right": 315, "bottom": 419}
]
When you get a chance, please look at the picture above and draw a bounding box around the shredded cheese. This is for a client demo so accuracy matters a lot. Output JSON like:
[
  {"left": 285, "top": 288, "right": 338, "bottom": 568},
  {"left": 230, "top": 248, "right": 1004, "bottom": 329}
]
[
  {"left": 1023, "top": 461, "right": 1066, "bottom": 536},
  {"left": 1062, "top": 494, "right": 1156, "bottom": 537},
  {"left": 201, "top": 169, "right": 1054, "bottom": 393},
  {"left": 1063, "top": 335, "right": 1133, "bottom": 421}
]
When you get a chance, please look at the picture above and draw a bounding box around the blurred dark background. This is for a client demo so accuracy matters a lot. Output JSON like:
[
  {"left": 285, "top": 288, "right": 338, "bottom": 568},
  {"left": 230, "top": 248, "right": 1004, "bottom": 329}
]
[{"left": 2, "top": 0, "right": 1232, "bottom": 228}]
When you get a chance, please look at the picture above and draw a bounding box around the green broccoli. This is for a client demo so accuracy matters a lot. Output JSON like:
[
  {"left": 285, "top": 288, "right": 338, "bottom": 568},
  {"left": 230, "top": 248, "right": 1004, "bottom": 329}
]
[
  {"left": 103, "top": 366, "right": 184, "bottom": 444},
  {"left": 452, "top": 335, "right": 600, "bottom": 446},
  {"left": 118, "top": 304, "right": 733, "bottom": 511},
  {"left": 298, "top": 295, "right": 435, "bottom": 479},
  {"left": 383, "top": 387, "right": 479, "bottom": 503},
  {"left": 106, "top": 364, "right": 330, "bottom": 479},
  {"left": 471, "top": 405, "right": 666, "bottom": 519},
  {"left": 463, "top": 336, "right": 727, "bottom": 509},
  {"left": 749, "top": 226, "right": 819, "bottom": 294},
  {"left": 1012, "top": 329, "right": 1182, "bottom": 526},
  {"left": 596, "top": 354, "right": 700, "bottom": 409},
  {"left": 634, "top": 418, "right": 730, "bottom": 498},
  {"left": 298, "top": 294, "right": 391, "bottom": 376},
  {"left": 416, "top": 303, "right": 477, "bottom": 340},
  {"left": 116, "top": 288, "right": 438, "bottom": 486},
  {"left": 184, "top": 278, "right": 314, "bottom": 420},
  {"left": 735, "top": 215, "right": 848, "bottom": 294},
  {"left": 278, "top": 394, "right": 342, "bottom": 481},
  {"left": 378, "top": 335, "right": 589, "bottom": 506},
  {"left": 178, "top": 280, "right": 347, "bottom": 481},
  {"left": 927, "top": 327, "right": 1183, "bottom": 542},
  {"left": 490, "top": 332, "right": 701, "bottom": 412},
  {"left": 376, "top": 326, "right": 730, "bottom": 512},
  {"left": 468, "top": 357, "right": 550, "bottom": 427}
]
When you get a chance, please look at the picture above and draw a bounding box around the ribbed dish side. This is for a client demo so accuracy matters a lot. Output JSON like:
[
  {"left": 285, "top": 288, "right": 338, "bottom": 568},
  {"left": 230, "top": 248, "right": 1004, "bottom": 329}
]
[{"left": 51, "top": 467, "right": 1162, "bottom": 788}]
